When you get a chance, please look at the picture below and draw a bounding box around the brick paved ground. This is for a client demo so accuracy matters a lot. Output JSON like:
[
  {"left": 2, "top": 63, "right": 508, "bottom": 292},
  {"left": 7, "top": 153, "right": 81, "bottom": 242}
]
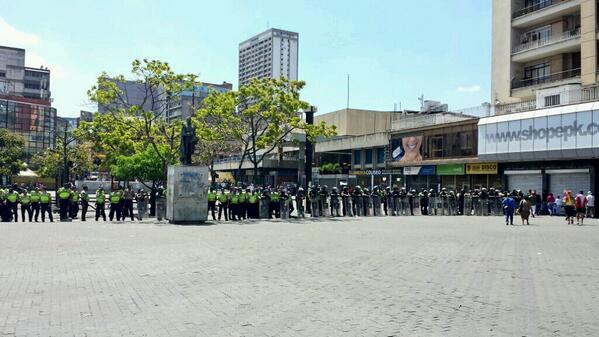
[{"left": 1, "top": 215, "right": 598, "bottom": 337}]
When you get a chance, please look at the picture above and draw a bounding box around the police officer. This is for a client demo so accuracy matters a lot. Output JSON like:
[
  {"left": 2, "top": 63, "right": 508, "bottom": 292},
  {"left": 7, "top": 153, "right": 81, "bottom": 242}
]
[
  {"left": 308, "top": 186, "right": 319, "bottom": 217},
  {"left": 57, "top": 184, "right": 72, "bottom": 221},
  {"left": 341, "top": 186, "right": 352, "bottom": 217},
  {"left": 408, "top": 189, "right": 416, "bottom": 216},
  {"left": 0, "top": 186, "right": 8, "bottom": 222},
  {"left": 238, "top": 188, "right": 247, "bottom": 220},
  {"left": 383, "top": 186, "right": 391, "bottom": 216},
  {"left": 30, "top": 187, "right": 41, "bottom": 222},
  {"left": 80, "top": 186, "right": 90, "bottom": 221},
  {"left": 6, "top": 187, "right": 19, "bottom": 222},
  {"left": 428, "top": 189, "right": 437, "bottom": 215},
  {"left": 70, "top": 185, "right": 80, "bottom": 219},
  {"left": 391, "top": 186, "right": 400, "bottom": 216},
  {"left": 458, "top": 189, "right": 465, "bottom": 215},
  {"left": 399, "top": 187, "right": 408, "bottom": 216},
  {"left": 330, "top": 187, "right": 340, "bottom": 217},
  {"left": 296, "top": 187, "right": 306, "bottom": 218},
  {"left": 96, "top": 187, "right": 107, "bottom": 221},
  {"left": 39, "top": 187, "right": 53, "bottom": 222},
  {"left": 207, "top": 187, "right": 217, "bottom": 221},
  {"left": 420, "top": 189, "right": 429, "bottom": 216},
  {"left": 280, "top": 189, "right": 291, "bottom": 219},
  {"left": 19, "top": 189, "right": 32, "bottom": 222},
  {"left": 109, "top": 187, "right": 123, "bottom": 221},
  {"left": 123, "top": 186, "right": 135, "bottom": 221},
  {"left": 362, "top": 187, "right": 371, "bottom": 216},
  {"left": 352, "top": 186, "right": 363, "bottom": 216},
  {"left": 270, "top": 188, "right": 281, "bottom": 219},
  {"left": 248, "top": 189, "right": 259, "bottom": 219},
  {"left": 218, "top": 189, "right": 229, "bottom": 221},
  {"left": 230, "top": 188, "right": 240, "bottom": 221}
]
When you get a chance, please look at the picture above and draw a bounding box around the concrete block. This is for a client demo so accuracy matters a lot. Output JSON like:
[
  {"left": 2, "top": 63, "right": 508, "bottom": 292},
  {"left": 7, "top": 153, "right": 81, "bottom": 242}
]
[{"left": 166, "top": 166, "right": 209, "bottom": 224}]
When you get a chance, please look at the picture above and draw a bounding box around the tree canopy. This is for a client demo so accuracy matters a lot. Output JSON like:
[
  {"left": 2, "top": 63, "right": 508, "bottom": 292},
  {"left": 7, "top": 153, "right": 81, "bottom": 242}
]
[
  {"left": 0, "top": 129, "right": 26, "bottom": 177},
  {"left": 81, "top": 59, "right": 199, "bottom": 182}
]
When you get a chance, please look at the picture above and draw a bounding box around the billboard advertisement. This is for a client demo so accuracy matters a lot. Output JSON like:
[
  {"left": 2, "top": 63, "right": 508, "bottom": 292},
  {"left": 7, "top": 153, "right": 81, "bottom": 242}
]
[{"left": 390, "top": 135, "right": 423, "bottom": 164}]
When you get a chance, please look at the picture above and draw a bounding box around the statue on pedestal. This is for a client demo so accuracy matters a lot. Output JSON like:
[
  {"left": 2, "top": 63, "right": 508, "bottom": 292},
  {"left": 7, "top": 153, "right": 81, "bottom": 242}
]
[{"left": 180, "top": 117, "right": 198, "bottom": 166}]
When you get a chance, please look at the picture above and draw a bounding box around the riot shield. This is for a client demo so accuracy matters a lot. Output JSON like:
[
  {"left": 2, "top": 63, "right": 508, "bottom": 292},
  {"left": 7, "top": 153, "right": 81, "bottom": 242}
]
[
  {"left": 281, "top": 200, "right": 290, "bottom": 219},
  {"left": 363, "top": 195, "right": 371, "bottom": 216},
  {"left": 481, "top": 199, "right": 490, "bottom": 216},
  {"left": 342, "top": 197, "right": 352, "bottom": 217},
  {"left": 311, "top": 200, "right": 319, "bottom": 217},
  {"left": 412, "top": 198, "right": 421, "bottom": 216},
  {"left": 321, "top": 197, "right": 330, "bottom": 217},
  {"left": 296, "top": 197, "right": 305, "bottom": 218},
  {"left": 464, "top": 195, "right": 472, "bottom": 216},
  {"left": 392, "top": 197, "right": 399, "bottom": 216},
  {"left": 355, "top": 197, "right": 364, "bottom": 216},
  {"left": 371, "top": 195, "right": 380, "bottom": 216},
  {"left": 401, "top": 199, "right": 409, "bottom": 216},
  {"left": 448, "top": 197, "right": 456, "bottom": 216},
  {"left": 259, "top": 199, "right": 270, "bottom": 219}
]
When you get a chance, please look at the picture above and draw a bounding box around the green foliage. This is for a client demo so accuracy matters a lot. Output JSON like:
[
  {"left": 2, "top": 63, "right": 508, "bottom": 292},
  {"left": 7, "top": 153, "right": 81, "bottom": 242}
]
[
  {"left": 319, "top": 163, "right": 342, "bottom": 175},
  {"left": 111, "top": 144, "right": 176, "bottom": 183},
  {"left": 84, "top": 59, "right": 200, "bottom": 181},
  {"left": 0, "top": 129, "right": 26, "bottom": 176},
  {"left": 31, "top": 143, "right": 93, "bottom": 178}
]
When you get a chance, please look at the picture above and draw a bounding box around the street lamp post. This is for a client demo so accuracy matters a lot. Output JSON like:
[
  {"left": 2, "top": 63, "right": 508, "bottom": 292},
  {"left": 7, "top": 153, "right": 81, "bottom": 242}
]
[{"left": 304, "top": 105, "right": 317, "bottom": 189}]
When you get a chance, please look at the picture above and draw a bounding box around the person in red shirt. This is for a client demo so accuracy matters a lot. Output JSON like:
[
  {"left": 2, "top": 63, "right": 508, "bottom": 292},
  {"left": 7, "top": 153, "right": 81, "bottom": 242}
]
[{"left": 575, "top": 190, "right": 588, "bottom": 225}]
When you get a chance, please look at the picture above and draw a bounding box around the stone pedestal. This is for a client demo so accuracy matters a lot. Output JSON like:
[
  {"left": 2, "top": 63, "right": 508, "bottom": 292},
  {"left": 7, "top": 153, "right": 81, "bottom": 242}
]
[{"left": 166, "top": 166, "right": 209, "bottom": 224}]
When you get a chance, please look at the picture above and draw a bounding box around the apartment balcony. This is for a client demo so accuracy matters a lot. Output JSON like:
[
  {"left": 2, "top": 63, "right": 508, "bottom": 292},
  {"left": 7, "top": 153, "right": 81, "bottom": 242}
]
[
  {"left": 511, "top": 68, "right": 581, "bottom": 91},
  {"left": 512, "top": 0, "right": 580, "bottom": 29},
  {"left": 512, "top": 28, "right": 581, "bottom": 63}
]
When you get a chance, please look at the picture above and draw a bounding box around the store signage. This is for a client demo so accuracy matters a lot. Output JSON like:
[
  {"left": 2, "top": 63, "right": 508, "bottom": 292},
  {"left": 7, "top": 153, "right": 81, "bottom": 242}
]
[
  {"left": 351, "top": 169, "right": 403, "bottom": 176},
  {"left": 478, "top": 104, "right": 599, "bottom": 161},
  {"left": 437, "top": 164, "right": 465, "bottom": 176},
  {"left": 466, "top": 163, "right": 498, "bottom": 175},
  {"left": 403, "top": 165, "right": 436, "bottom": 176}
]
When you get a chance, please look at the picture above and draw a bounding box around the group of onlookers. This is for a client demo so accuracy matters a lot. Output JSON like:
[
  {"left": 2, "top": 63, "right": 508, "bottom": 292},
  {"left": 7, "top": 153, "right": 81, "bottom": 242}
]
[{"left": 502, "top": 189, "right": 594, "bottom": 226}]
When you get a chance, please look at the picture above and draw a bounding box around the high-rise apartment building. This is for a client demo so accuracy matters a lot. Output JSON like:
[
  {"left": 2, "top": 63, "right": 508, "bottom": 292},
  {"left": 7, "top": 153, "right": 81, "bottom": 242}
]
[
  {"left": 492, "top": 0, "right": 597, "bottom": 113},
  {"left": 0, "top": 45, "right": 56, "bottom": 157},
  {"left": 238, "top": 28, "right": 299, "bottom": 87}
]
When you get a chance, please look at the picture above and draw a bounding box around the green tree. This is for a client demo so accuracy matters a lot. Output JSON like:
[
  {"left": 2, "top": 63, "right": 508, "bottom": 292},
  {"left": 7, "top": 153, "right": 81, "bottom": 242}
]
[
  {"left": 83, "top": 59, "right": 199, "bottom": 181},
  {"left": 193, "top": 91, "right": 243, "bottom": 183},
  {"left": 0, "top": 129, "right": 26, "bottom": 179},
  {"left": 32, "top": 143, "right": 93, "bottom": 180},
  {"left": 236, "top": 77, "right": 337, "bottom": 183},
  {"left": 111, "top": 144, "right": 175, "bottom": 187}
]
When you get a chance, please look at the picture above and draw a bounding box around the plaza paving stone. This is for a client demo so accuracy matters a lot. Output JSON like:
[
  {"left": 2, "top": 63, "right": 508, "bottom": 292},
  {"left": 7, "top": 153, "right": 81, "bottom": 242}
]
[{"left": 1, "top": 215, "right": 598, "bottom": 336}]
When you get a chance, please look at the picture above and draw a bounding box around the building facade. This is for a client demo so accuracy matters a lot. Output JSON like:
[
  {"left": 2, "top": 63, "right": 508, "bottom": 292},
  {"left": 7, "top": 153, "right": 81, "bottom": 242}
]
[
  {"left": 0, "top": 46, "right": 51, "bottom": 101},
  {"left": 492, "top": 0, "right": 597, "bottom": 113},
  {"left": 485, "top": 0, "right": 599, "bottom": 197},
  {"left": 0, "top": 46, "right": 55, "bottom": 157},
  {"left": 239, "top": 28, "right": 299, "bottom": 87},
  {"left": 0, "top": 98, "right": 57, "bottom": 156},
  {"left": 166, "top": 82, "right": 233, "bottom": 122}
]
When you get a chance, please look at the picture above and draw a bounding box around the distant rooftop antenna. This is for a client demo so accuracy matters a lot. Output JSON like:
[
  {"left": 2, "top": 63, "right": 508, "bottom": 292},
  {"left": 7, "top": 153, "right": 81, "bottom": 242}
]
[{"left": 418, "top": 94, "right": 424, "bottom": 110}]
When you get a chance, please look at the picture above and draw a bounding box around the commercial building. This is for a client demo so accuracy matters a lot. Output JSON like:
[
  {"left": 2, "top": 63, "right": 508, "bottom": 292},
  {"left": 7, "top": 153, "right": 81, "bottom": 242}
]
[
  {"left": 0, "top": 46, "right": 56, "bottom": 157},
  {"left": 239, "top": 28, "right": 299, "bottom": 87},
  {"left": 166, "top": 82, "right": 233, "bottom": 122},
  {"left": 483, "top": 0, "right": 599, "bottom": 195},
  {"left": 98, "top": 79, "right": 232, "bottom": 122}
]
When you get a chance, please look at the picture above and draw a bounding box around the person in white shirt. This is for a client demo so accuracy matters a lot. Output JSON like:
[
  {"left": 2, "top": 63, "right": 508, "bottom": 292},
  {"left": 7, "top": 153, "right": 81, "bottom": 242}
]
[
  {"left": 555, "top": 196, "right": 563, "bottom": 217},
  {"left": 586, "top": 191, "right": 595, "bottom": 218}
]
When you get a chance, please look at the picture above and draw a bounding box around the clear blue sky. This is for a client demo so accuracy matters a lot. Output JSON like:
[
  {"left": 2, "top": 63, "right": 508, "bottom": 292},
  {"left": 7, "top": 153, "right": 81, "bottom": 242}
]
[{"left": 0, "top": 0, "right": 491, "bottom": 117}]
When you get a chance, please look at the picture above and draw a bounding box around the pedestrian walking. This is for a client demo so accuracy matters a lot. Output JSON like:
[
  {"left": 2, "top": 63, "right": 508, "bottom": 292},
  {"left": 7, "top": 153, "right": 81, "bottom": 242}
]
[
  {"left": 575, "top": 190, "right": 587, "bottom": 225},
  {"left": 519, "top": 197, "right": 531, "bottom": 225},
  {"left": 502, "top": 193, "right": 515, "bottom": 226},
  {"left": 546, "top": 192, "right": 556, "bottom": 216},
  {"left": 586, "top": 191, "right": 594, "bottom": 218},
  {"left": 563, "top": 191, "right": 575, "bottom": 225}
]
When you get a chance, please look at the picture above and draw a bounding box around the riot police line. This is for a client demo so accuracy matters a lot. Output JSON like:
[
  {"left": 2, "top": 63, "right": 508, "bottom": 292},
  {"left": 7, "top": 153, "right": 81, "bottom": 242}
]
[{"left": 206, "top": 185, "right": 509, "bottom": 220}]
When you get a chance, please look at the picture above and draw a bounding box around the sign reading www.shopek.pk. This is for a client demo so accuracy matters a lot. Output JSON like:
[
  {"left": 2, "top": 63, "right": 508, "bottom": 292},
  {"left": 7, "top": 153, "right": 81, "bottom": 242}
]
[{"left": 478, "top": 102, "right": 599, "bottom": 161}]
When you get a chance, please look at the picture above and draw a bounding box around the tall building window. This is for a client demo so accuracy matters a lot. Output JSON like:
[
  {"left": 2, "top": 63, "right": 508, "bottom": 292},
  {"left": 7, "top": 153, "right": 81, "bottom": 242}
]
[
  {"left": 377, "top": 148, "right": 385, "bottom": 164},
  {"left": 524, "top": 63, "right": 550, "bottom": 80},
  {"left": 353, "top": 150, "right": 361, "bottom": 165},
  {"left": 365, "top": 149, "right": 373, "bottom": 164}
]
